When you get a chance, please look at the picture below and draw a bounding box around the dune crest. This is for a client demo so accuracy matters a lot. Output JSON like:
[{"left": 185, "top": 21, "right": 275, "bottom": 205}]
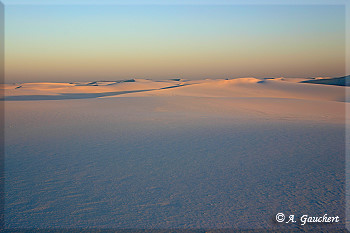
[{"left": 2, "top": 77, "right": 347, "bottom": 103}]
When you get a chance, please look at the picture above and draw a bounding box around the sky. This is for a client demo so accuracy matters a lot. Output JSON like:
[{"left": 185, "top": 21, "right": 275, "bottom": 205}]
[{"left": 4, "top": 2, "right": 346, "bottom": 82}]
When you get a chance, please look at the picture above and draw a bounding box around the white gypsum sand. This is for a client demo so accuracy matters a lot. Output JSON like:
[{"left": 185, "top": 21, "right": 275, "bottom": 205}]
[{"left": 3, "top": 77, "right": 347, "bottom": 229}]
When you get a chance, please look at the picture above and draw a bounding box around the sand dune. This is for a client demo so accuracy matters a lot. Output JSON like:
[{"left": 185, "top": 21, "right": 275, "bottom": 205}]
[
  {"left": 2, "top": 77, "right": 347, "bottom": 102},
  {"left": 119, "top": 77, "right": 346, "bottom": 102},
  {"left": 300, "top": 75, "right": 349, "bottom": 86},
  {"left": 2, "top": 77, "right": 347, "bottom": 124},
  {"left": 2, "top": 79, "right": 187, "bottom": 100}
]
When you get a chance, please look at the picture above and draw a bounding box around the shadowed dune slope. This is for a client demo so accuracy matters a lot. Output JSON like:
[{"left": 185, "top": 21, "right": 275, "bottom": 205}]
[{"left": 300, "top": 75, "right": 349, "bottom": 86}]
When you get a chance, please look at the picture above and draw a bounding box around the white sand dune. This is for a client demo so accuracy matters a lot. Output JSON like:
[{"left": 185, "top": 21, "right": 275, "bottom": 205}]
[
  {"left": 2, "top": 77, "right": 346, "bottom": 102},
  {"left": 2, "top": 79, "right": 184, "bottom": 98},
  {"left": 118, "top": 77, "right": 346, "bottom": 102},
  {"left": 2, "top": 77, "right": 347, "bottom": 124}
]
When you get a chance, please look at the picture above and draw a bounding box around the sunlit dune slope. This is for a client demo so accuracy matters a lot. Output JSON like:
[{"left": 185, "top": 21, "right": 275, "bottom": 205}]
[
  {"left": 2, "top": 77, "right": 347, "bottom": 124},
  {"left": 2, "top": 77, "right": 346, "bottom": 102},
  {"left": 2, "top": 79, "right": 183, "bottom": 98},
  {"left": 116, "top": 77, "right": 346, "bottom": 102}
]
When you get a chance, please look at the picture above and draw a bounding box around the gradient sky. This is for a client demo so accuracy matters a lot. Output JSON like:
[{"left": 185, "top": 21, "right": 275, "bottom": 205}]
[{"left": 5, "top": 3, "right": 346, "bottom": 82}]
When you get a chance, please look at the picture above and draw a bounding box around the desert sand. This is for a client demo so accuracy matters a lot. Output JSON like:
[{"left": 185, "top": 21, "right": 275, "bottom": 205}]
[
  {"left": 3, "top": 77, "right": 347, "bottom": 230},
  {"left": 2, "top": 77, "right": 347, "bottom": 124}
]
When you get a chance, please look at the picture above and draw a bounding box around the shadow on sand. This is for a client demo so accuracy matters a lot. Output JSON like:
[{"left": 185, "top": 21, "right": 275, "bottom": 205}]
[{"left": 1, "top": 84, "right": 190, "bottom": 101}]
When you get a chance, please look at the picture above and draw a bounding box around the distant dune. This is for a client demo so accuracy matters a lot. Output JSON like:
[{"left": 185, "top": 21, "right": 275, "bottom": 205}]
[
  {"left": 300, "top": 75, "right": 349, "bottom": 86},
  {"left": 1, "top": 79, "right": 187, "bottom": 101},
  {"left": 1, "top": 76, "right": 347, "bottom": 124},
  {"left": 1, "top": 76, "right": 348, "bottom": 102}
]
